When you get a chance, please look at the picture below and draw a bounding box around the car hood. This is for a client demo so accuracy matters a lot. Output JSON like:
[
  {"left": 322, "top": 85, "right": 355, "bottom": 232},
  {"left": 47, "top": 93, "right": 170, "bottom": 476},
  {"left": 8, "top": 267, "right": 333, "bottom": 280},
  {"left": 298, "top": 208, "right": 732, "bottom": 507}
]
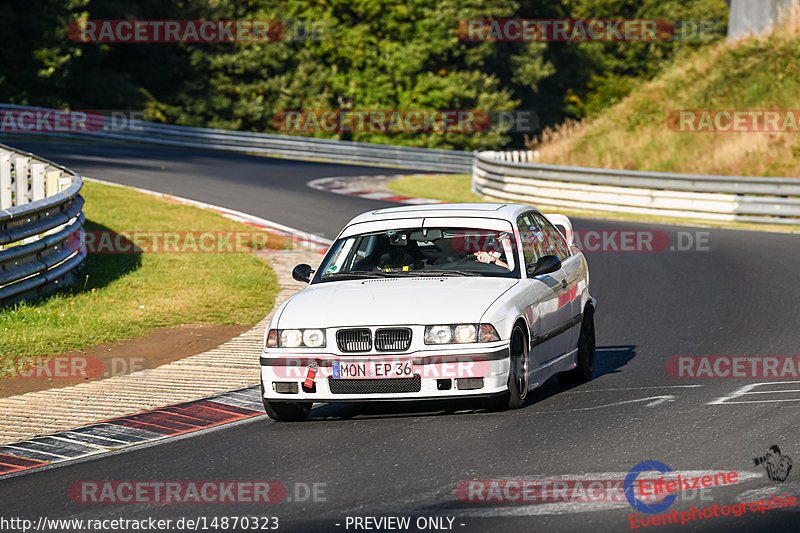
[{"left": 277, "top": 277, "right": 519, "bottom": 328}]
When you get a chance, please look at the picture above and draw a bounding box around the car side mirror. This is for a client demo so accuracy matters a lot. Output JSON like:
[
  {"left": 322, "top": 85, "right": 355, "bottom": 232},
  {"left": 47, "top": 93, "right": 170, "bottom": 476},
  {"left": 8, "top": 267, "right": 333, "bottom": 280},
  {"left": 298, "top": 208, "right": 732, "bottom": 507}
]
[
  {"left": 529, "top": 255, "right": 562, "bottom": 277},
  {"left": 292, "top": 264, "right": 314, "bottom": 283}
]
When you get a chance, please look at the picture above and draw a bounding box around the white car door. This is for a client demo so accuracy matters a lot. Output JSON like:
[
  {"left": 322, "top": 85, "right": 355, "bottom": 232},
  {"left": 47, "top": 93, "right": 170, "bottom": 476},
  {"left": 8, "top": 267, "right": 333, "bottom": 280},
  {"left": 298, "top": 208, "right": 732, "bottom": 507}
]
[
  {"left": 533, "top": 213, "right": 584, "bottom": 350},
  {"left": 516, "top": 212, "right": 573, "bottom": 367}
]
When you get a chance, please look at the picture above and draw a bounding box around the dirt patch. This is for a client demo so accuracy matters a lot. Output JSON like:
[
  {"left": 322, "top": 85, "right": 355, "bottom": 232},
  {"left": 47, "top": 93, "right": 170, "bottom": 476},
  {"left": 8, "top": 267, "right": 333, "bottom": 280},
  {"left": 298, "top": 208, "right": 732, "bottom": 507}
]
[{"left": 0, "top": 323, "right": 249, "bottom": 398}]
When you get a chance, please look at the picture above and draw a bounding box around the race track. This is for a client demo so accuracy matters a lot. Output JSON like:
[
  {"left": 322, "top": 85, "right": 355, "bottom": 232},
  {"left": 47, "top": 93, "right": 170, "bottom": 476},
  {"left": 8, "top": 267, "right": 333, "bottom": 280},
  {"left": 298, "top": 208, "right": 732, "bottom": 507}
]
[{"left": 2, "top": 140, "right": 800, "bottom": 532}]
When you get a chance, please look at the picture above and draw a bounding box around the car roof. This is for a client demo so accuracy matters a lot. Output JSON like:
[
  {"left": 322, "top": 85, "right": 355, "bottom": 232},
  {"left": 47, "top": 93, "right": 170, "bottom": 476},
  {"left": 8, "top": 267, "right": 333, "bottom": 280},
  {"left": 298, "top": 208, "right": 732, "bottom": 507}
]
[{"left": 346, "top": 203, "right": 540, "bottom": 226}]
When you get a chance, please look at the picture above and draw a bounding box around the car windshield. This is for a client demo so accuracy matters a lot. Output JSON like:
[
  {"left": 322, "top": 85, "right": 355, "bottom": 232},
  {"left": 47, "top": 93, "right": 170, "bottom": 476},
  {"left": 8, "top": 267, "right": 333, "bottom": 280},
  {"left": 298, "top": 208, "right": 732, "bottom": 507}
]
[{"left": 316, "top": 227, "right": 519, "bottom": 281}]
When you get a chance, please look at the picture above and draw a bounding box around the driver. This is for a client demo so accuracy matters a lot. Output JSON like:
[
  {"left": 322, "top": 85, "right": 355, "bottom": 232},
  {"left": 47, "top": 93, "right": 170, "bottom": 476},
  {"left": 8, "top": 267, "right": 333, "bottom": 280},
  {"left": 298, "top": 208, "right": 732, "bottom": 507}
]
[
  {"left": 474, "top": 231, "right": 512, "bottom": 269},
  {"left": 475, "top": 251, "right": 510, "bottom": 269}
]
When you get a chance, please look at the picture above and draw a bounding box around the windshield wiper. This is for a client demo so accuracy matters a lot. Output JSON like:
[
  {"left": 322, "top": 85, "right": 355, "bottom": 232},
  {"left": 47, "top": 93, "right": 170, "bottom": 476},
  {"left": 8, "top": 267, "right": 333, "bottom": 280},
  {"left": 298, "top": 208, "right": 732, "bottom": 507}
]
[
  {"left": 413, "top": 270, "right": 481, "bottom": 277},
  {"left": 322, "top": 271, "right": 398, "bottom": 279}
]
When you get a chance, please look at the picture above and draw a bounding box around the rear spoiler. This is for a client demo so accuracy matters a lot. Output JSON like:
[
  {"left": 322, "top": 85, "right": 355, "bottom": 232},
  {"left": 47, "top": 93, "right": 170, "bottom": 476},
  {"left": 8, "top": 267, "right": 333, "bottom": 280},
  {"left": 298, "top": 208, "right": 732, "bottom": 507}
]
[{"left": 543, "top": 214, "right": 574, "bottom": 247}]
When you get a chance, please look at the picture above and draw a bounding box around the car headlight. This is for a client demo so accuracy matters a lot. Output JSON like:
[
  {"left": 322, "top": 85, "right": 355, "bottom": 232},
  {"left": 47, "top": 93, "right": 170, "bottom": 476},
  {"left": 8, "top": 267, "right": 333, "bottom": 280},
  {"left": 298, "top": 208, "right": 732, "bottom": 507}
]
[
  {"left": 454, "top": 325, "right": 476, "bottom": 343},
  {"left": 424, "top": 324, "right": 499, "bottom": 345},
  {"left": 302, "top": 329, "right": 325, "bottom": 348},
  {"left": 267, "top": 329, "right": 326, "bottom": 348},
  {"left": 425, "top": 325, "right": 453, "bottom": 344},
  {"left": 280, "top": 329, "right": 303, "bottom": 348},
  {"left": 478, "top": 324, "right": 501, "bottom": 343},
  {"left": 266, "top": 329, "right": 278, "bottom": 348}
]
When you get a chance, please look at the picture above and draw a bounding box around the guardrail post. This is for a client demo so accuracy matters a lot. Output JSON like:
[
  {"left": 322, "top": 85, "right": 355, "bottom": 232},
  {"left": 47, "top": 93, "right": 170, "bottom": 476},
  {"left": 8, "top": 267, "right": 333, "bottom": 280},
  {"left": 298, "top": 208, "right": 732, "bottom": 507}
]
[
  {"left": 45, "top": 168, "right": 61, "bottom": 197},
  {"left": 0, "top": 151, "right": 10, "bottom": 209},
  {"left": 31, "top": 162, "right": 46, "bottom": 201},
  {"left": 12, "top": 155, "right": 29, "bottom": 206}
]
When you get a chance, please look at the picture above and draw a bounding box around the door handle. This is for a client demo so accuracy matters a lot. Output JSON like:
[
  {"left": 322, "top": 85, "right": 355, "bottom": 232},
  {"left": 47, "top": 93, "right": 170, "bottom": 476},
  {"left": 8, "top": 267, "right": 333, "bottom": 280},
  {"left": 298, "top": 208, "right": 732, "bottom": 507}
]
[{"left": 561, "top": 279, "right": 568, "bottom": 290}]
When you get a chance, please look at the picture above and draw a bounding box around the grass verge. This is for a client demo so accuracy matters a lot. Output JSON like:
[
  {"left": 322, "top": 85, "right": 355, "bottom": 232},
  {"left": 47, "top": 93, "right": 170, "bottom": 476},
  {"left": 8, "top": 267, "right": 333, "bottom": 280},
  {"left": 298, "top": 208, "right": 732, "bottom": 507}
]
[
  {"left": 0, "top": 180, "right": 283, "bottom": 364},
  {"left": 387, "top": 174, "right": 483, "bottom": 203}
]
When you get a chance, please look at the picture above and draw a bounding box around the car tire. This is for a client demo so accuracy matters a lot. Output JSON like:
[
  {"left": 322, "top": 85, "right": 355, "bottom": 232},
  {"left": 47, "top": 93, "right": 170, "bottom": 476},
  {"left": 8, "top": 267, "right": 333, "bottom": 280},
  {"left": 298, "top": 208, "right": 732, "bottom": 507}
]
[
  {"left": 263, "top": 400, "right": 312, "bottom": 422},
  {"left": 486, "top": 323, "right": 529, "bottom": 411},
  {"left": 558, "top": 306, "right": 596, "bottom": 383}
]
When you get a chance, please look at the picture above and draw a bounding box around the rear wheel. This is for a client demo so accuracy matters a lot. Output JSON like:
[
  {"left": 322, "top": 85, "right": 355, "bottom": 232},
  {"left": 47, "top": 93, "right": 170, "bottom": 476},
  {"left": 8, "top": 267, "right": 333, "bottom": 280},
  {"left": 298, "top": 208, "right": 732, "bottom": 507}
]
[
  {"left": 263, "top": 399, "right": 312, "bottom": 422},
  {"left": 486, "top": 323, "right": 529, "bottom": 411},
  {"left": 558, "top": 306, "right": 596, "bottom": 383}
]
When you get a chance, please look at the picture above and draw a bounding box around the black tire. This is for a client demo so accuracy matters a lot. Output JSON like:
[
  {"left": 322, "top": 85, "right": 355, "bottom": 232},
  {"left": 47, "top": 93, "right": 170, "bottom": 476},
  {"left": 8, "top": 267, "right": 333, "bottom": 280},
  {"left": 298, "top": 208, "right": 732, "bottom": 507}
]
[
  {"left": 558, "top": 306, "right": 596, "bottom": 383},
  {"left": 263, "top": 400, "right": 312, "bottom": 422},
  {"left": 486, "top": 323, "right": 529, "bottom": 411}
]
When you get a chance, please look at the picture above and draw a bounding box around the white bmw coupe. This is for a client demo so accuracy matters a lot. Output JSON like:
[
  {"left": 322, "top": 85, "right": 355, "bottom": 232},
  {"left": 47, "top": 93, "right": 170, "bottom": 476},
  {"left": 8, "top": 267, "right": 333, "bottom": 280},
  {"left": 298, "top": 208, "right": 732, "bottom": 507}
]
[{"left": 260, "top": 203, "right": 595, "bottom": 421}]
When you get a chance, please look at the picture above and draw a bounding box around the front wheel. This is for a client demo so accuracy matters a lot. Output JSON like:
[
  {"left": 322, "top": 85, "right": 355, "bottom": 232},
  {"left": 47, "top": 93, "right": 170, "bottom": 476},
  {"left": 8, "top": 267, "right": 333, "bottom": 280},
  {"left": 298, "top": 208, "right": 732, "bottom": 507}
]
[
  {"left": 486, "top": 323, "right": 529, "bottom": 411},
  {"left": 558, "top": 306, "right": 596, "bottom": 383},
  {"left": 263, "top": 400, "right": 312, "bottom": 422}
]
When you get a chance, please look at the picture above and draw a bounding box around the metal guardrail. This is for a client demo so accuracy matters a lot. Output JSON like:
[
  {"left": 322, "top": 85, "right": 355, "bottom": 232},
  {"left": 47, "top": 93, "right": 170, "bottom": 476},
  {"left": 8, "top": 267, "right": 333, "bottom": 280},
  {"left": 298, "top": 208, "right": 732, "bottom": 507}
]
[
  {"left": 0, "top": 104, "right": 474, "bottom": 174},
  {"left": 4, "top": 104, "right": 798, "bottom": 226},
  {"left": 0, "top": 143, "right": 86, "bottom": 306},
  {"left": 473, "top": 151, "right": 800, "bottom": 225},
  {"left": 728, "top": 0, "right": 794, "bottom": 40}
]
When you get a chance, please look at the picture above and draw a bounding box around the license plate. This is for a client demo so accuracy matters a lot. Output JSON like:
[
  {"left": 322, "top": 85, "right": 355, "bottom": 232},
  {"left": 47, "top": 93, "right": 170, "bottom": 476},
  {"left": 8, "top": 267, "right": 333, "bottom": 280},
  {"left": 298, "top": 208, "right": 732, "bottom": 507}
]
[{"left": 332, "top": 360, "right": 414, "bottom": 379}]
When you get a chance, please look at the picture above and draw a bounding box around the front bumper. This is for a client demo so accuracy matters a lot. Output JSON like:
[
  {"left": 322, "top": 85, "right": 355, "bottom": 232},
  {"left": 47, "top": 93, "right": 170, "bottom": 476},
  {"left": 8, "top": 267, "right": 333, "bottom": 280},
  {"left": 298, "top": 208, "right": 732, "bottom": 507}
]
[{"left": 260, "top": 344, "right": 510, "bottom": 402}]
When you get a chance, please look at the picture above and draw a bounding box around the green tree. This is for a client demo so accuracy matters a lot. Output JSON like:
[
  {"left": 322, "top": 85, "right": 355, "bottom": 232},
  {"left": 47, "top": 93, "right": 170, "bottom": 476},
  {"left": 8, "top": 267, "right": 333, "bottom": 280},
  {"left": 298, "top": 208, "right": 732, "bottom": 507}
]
[
  {"left": 0, "top": 0, "right": 88, "bottom": 107},
  {"left": 151, "top": 0, "right": 555, "bottom": 150},
  {"left": 550, "top": 0, "right": 729, "bottom": 118},
  {"left": 0, "top": 0, "right": 730, "bottom": 150}
]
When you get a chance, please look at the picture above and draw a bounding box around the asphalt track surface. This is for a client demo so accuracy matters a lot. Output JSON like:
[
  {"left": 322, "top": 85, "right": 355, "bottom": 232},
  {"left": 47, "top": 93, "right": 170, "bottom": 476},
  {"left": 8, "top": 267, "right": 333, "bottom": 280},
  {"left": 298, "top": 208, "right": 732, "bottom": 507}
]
[{"left": 2, "top": 140, "right": 800, "bottom": 532}]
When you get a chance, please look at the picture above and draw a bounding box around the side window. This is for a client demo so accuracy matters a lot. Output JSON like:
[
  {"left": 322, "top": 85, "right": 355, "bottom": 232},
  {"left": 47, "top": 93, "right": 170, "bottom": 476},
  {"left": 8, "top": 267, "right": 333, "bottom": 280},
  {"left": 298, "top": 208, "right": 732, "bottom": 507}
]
[
  {"left": 349, "top": 234, "right": 386, "bottom": 270},
  {"left": 321, "top": 236, "right": 355, "bottom": 274},
  {"left": 532, "top": 213, "right": 570, "bottom": 261},
  {"left": 516, "top": 213, "right": 546, "bottom": 267}
]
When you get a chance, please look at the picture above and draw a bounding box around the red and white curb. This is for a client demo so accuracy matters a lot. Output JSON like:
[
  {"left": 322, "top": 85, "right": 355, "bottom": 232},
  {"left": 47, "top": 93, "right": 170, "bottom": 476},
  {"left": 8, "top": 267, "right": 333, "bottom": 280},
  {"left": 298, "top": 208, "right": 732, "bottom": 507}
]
[
  {"left": 308, "top": 174, "right": 447, "bottom": 205},
  {"left": 0, "top": 386, "right": 262, "bottom": 479},
  {"left": 85, "top": 177, "right": 332, "bottom": 251}
]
